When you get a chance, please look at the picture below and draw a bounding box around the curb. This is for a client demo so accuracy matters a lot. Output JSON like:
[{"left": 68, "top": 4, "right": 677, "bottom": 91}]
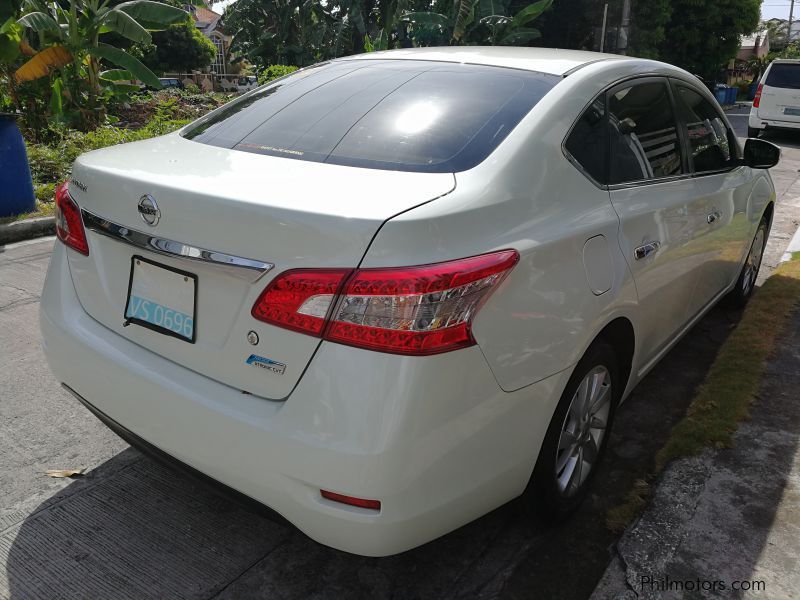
[
  {"left": 781, "top": 224, "right": 800, "bottom": 262},
  {"left": 0, "top": 216, "right": 55, "bottom": 246}
]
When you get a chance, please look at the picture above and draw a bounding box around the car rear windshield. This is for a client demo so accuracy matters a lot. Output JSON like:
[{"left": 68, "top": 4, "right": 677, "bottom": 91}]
[
  {"left": 765, "top": 63, "right": 800, "bottom": 89},
  {"left": 181, "top": 60, "right": 559, "bottom": 173}
]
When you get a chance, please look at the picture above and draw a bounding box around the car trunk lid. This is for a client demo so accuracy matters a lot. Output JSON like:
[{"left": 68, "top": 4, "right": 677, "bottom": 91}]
[{"left": 66, "top": 134, "right": 455, "bottom": 399}]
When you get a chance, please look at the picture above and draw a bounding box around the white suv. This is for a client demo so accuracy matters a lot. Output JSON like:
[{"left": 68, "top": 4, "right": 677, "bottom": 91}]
[{"left": 749, "top": 59, "right": 800, "bottom": 136}]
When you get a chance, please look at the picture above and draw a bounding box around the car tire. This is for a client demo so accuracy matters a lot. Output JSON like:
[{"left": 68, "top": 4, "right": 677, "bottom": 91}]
[
  {"left": 525, "top": 341, "right": 620, "bottom": 520},
  {"left": 747, "top": 126, "right": 760, "bottom": 138},
  {"left": 727, "top": 215, "right": 769, "bottom": 309}
]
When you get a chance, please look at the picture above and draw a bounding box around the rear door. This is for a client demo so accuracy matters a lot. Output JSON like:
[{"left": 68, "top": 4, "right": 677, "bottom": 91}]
[
  {"left": 757, "top": 61, "right": 800, "bottom": 123},
  {"left": 605, "top": 78, "right": 710, "bottom": 364}
]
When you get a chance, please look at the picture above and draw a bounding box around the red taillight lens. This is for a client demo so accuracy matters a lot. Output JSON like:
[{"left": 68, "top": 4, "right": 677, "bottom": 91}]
[
  {"left": 253, "top": 250, "right": 519, "bottom": 355},
  {"left": 753, "top": 83, "right": 763, "bottom": 108},
  {"left": 54, "top": 181, "right": 89, "bottom": 256},
  {"left": 251, "top": 269, "right": 351, "bottom": 335},
  {"left": 321, "top": 490, "right": 381, "bottom": 510}
]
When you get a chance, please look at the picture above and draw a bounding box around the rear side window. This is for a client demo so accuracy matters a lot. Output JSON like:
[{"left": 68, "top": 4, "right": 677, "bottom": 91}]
[
  {"left": 765, "top": 63, "right": 800, "bottom": 89},
  {"left": 182, "top": 60, "right": 559, "bottom": 173},
  {"left": 673, "top": 85, "right": 736, "bottom": 173},
  {"left": 565, "top": 97, "right": 608, "bottom": 183},
  {"left": 607, "top": 81, "right": 685, "bottom": 184}
]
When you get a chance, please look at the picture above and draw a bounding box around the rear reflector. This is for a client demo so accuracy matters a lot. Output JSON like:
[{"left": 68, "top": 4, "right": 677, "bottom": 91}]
[
  {"left": 753, "top": 83, "right": 763, "bottom": 108},
  {"left": 321, "top": 490, "right": 381, "bottom": 510},
  {"left": 54, "top": 181, "right": 89, "bottom": 256},
  {"left": 252, "top": 250, "right": 519, "bottom": 355}
]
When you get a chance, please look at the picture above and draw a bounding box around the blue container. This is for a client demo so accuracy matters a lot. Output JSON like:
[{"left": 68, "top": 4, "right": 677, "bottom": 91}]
[
  {"left": 749, "top": 82, "right": 758, "bottom": 100},
  {"left": 714, "top": 88, "right": 727, "bottom": 105},
  {"left": 0, "top": 114, "right": 36, "bottom": 218},
  {"left": 728, "top": 87, "right": 738, "bottom": 105}
]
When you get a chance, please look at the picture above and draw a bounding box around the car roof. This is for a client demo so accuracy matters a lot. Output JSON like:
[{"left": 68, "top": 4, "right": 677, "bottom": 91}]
[{"left": 336, "top": 46, "right": 631, "bottom": 76}]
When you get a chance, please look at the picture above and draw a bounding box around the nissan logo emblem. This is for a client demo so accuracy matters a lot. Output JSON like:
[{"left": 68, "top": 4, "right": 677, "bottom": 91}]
[{"left": 138, "top": 194, "right": 160, "bottom": 226}]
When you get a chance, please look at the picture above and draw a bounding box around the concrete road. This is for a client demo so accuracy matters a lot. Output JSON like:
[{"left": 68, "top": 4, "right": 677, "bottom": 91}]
[{"left": 2, "top": 133, "right": 799, "bottom": 599}]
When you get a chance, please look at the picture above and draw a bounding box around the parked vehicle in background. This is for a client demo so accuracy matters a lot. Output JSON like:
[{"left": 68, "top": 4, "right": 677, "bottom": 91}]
[
  {"left": 156, "top": 78, "right": 183, "bottom": 90},
  {"left": 749, "top": 59, "right": 800, "bottom": 137},
  {"left": 237, "top": 76, "right": 258, "bottom": 92},
  {"left": 41, "top": 47, "right": 780, "bottom": 557}
]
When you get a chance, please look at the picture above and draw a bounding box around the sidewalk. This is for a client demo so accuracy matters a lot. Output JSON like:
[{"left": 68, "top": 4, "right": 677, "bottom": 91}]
[{"left": 591, "top": 307, "right": 800, "bottom": 599}]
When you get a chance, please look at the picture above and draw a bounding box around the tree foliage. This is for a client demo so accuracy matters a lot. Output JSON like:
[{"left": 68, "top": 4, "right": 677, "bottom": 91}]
[
  {"left": 652, "top": 0, "right": 761, "bottom": 79},
  {"left": 5, "top": 0, "right": 187, "bottom": 129},
  {"left": 134, "top": 20, "right": 216, "bottom": 74},
  {"left": 223, "top": 0, "right": 554, "bottom": 69}
]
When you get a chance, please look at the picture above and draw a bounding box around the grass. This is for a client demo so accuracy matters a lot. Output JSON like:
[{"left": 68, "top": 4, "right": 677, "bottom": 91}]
[
  {"left": 606, "top": 258, "right": 800, "bottom": 532},
  {"left": 0, "top": 200, "right": 56, "bottom": 225}
]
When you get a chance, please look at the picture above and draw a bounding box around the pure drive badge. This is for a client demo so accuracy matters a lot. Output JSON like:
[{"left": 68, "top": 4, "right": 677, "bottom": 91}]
[{"left": 246, "top": 354, "right": 286, "bottom": 375}]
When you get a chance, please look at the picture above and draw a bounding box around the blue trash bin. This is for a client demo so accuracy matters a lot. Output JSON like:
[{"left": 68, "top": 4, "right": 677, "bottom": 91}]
[
  {"left": 714, "top": 88, "right": 727, "bottom": 105},
  {"left": 0, "top": 113, "right": 36, "bottom": 218},
  {"left": 749, "top": 82, "right": 758, "bottom": 100},
  {"left": 728, "top": 87, "right": 738, "bottom": 105}
]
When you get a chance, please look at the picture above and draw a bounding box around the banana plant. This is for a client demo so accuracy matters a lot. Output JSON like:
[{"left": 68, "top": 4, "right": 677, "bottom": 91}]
[
  {"left": 15, "top": 0, "right": 187, "bottom": 126},
  {"left": 403, "top": 0, "right": 552, "bottom": 47}
]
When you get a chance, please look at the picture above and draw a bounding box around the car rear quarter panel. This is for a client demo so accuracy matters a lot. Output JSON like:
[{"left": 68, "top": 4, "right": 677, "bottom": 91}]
[{"left": 362, "top": 62, "right": 646, "bottom": 392}]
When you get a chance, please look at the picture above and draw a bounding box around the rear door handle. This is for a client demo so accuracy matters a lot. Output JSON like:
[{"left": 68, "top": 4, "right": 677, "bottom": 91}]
[
  {"left": 707, "top": 211, "right": 722, "bottom": 224},
  {"left": 634, "top": 241, "right": 661, "bottom": 260}
]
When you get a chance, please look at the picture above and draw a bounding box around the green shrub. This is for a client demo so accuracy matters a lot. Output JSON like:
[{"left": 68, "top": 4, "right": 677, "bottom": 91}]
[
  {"left": 34, "top": 183, "right": 56, "bottom": 204},
  {"left": 257, "top": 65, "right": 299, "bottom": 85}
]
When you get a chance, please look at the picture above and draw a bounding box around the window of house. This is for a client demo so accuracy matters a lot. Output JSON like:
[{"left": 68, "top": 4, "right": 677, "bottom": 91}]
[
  {"left": 211, "top": 35, "right": 224, "bottom": 75},
  {"left": 607, "top": 81, "right": 685, "bottom": 185},
  {"left": 673, "top": 84, "right": 737, "bottom": 173},
  {"left": 564, "top": 97, "right": 608, "bottom": 183}
]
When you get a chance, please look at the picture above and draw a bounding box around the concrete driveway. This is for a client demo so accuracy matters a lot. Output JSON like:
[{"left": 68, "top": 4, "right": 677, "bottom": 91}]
[{"left": 2, "top": 131, "right": 799, "bottom": 598}]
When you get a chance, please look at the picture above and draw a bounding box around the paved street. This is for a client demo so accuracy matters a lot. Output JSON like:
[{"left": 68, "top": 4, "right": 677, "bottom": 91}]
[{"left": 2, "top": 128, "right": 800, "bottom": 598}]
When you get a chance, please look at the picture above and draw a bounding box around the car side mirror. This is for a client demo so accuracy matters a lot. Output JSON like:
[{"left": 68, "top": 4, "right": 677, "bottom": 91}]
[{"left": 742, "top": 138, "right": 780, "bottom": 169}]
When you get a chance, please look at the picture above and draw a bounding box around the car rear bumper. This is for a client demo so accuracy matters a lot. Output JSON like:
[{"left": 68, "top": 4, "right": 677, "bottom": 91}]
[
  {"left": 40, "top": 243, "right": 568, "bottom": 556},
  {"left": 748, "top": 113, "right": 800, "bottom": 131}
]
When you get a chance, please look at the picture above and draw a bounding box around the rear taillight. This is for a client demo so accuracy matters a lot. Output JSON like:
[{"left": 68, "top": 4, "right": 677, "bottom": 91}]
[
  {"left": 54, "top": 181, "right": 89, "bottom": 256},
  {"left": 753, "top": 83, "right": 763, "bottom": 108},
  {"left": 252, "top": 250, "right": 519, "bottom": 356},
  {"left": 252, "top": 269, "right": 350, "bottom": 335}
]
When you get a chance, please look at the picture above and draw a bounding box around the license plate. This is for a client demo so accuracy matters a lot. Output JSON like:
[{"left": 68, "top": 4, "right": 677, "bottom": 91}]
[
  {"left": 124, "top": 256, "right": 197, "bottom": 342},
  {"left": 784, "top": 107, "right": 800, "bottom": 116}
]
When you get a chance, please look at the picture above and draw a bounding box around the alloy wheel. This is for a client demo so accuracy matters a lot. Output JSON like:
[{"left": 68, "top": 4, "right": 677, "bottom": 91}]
[
  {"left": 555, "top": 366, "right": 612, "bottom": 497},
  {"left": 742, "top": 226, "right": 765, "bottom": 298}
]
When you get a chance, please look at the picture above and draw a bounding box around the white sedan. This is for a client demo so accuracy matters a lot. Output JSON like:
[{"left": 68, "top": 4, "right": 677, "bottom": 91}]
[{"left": 41, "top": 47, "right": 779, "bottom": 556}]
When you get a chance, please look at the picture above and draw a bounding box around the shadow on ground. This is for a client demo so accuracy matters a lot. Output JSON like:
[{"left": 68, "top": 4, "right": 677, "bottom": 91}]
[{"left": 2, "top": 304, "right": 750, "bottom": 600}]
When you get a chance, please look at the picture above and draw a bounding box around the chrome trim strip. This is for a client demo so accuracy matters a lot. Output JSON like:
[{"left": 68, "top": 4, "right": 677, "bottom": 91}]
[{"left": 81, "top": 209, "right": 274, "bottom": 280}]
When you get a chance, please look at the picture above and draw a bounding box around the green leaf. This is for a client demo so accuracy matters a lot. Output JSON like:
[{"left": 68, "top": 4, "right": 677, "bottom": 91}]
[
  {"left": 90, "top": 43, "right": 161, "bottom": 88},
  {"left": 115, "top": 0, "right": 187, "bottom": 31},
  {"left": 478, "top": 0, "right": 504, "bottom": 20},
  {"left": 511, "top": 0, "right": 552, "bottom": 29},
  {"left": 500, "top": 27, "right": 540, "bottom": 44},
  {"left": 101, "top": 9, "right": 151, "bottom": 43},
  {"left": 99, "top": 68, "right": 134, "bottom": 81},
  {"left": 49, "top": 76, "right": 63, "bottom": 117},
  {"left": 17, "top": 11, "right": 63, "bottom": 38},
  {"left": 453, "top": 0, "right": 476, "bottom": 41},
  {"left": 0, "top": 18, "right": 22, "bottom": 63},
  {"left": 108, "top": 82, "right": 142, "bottom": 94},
  {"left": 402, "top": 12, "right": 450, "bottom": 28}
]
